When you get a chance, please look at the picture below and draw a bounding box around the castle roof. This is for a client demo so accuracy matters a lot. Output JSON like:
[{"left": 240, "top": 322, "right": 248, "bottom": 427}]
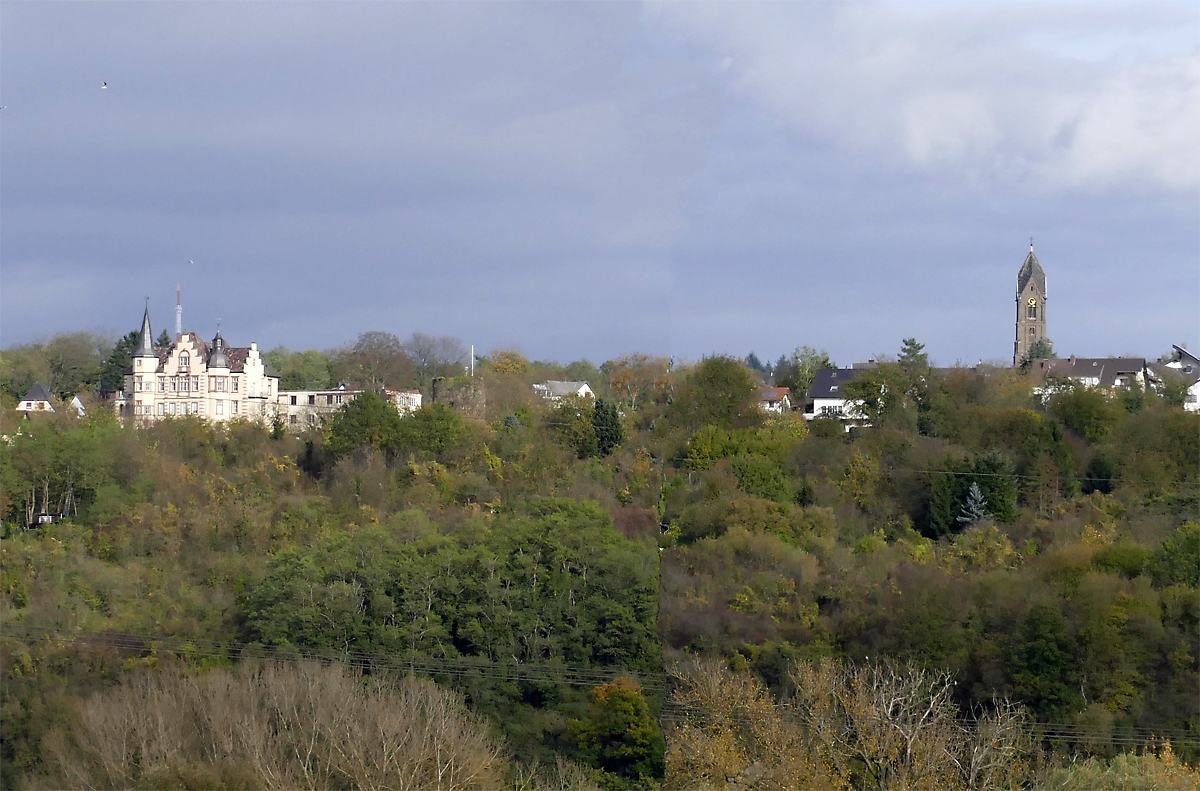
[
  {"left": 151, "top": 332, "right": 277, "bottom": 376},
  {"left": 134, "top": 305, "right": 157, "bottom": 358},
  {"left": 1017, "top": 248, "right": 1047, "bottom": 296}
]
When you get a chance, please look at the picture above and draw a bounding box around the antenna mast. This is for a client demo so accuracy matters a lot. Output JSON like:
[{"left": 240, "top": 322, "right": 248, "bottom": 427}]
[{"left": 175, "top": 284, "right": 183, "bottom": 338}]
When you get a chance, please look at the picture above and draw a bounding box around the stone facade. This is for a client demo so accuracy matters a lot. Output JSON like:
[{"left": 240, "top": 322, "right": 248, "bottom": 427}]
[{"left": 1014, "top": 246, "right": 1048, "bottom": 366}]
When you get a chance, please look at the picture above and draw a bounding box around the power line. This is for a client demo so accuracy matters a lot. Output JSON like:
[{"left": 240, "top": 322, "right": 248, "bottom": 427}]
[{"left": 8, "top": 624, "right": 1194, "bottom": 747}]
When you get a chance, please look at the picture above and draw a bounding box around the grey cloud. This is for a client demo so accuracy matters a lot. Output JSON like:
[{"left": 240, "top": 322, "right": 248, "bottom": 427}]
[{"left": 1, "top": 2, "right": 1195, "bottom": 368}]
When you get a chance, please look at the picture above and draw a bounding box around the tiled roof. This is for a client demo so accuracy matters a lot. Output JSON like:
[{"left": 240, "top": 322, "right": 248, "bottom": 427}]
[
  {"left": 535, "top": 381, "right": 592, "bottom": 397},
  {"left": 1030, "top": 357, "right": 1145, "bottom": 388},
  {"left": 809, "top": 368, "right": 863, "bottom": 398},
  {"left": 758, "top": 386, "right": 790, "bottom": 401},
  {"left": 21, "top": 382, "right": 54, "bottom": 403}
]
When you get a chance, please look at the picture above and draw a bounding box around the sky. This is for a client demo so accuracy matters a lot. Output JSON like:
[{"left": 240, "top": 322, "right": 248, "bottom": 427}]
[{"left": 2, "top": 1, "right": 1197, "bottom": 367}]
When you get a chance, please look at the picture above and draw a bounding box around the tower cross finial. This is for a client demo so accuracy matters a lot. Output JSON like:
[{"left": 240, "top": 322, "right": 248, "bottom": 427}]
[{"left": 1030, "top": 236, "right": 1034, "bottom": 251}]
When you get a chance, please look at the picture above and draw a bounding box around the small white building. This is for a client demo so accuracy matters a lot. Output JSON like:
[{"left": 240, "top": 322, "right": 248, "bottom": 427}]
[
  {"left": 533, "top": 381, "right": 595, "bottom": 402},
  {"left": 758, "top": 386, "right": 792, "bottom": 414},
  {"left": 17, "top": 382, "right": 55, "bottom": 413},
  {"left": 803, "top": 368, "right": 867, "bottom": 426},
  {"left": 1149, "top": 345, "right": 1200, "bottom": 412},
  {"left": 277, "top": 387, "right": 422, "bottom": 430}
]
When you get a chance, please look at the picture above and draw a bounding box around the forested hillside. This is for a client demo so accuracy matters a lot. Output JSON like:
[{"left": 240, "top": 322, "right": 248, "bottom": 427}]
[{"left": 2, "top": 337, "right": 1198, "bottom": 789}]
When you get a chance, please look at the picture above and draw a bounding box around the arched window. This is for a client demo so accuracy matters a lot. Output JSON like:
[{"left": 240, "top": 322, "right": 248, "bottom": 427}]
[{"left": 180, "top": 352, "right": 190, "bottom": 368}]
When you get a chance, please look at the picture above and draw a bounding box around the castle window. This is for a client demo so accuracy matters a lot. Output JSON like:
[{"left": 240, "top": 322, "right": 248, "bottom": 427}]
[
  {"left": 136, "top": 376, "right": 143, "bottom": 391},
  {"left": 180, "top": 353, "right": 189, "bottom": 368},
  {"left": 290, "top": 415, "right": 297, "bottom": 424},
  {"left": 192, "top": 376, "right": 200, "bottom": 390},
  {"left": 290, "top": 395, "right": 297, "bottom": 405},
  {"left": 232, "top": 401, "right": 239, "bottom": 414},
  {"left": 158, "top": 377, "right": 166, "bottom": 393},
  {"left": 308, "top": 395, "right": 316, "bottom": 405},
  {"left": 215, "top": 400, "right": 224, "bottom": 416},
  {"left": 158, "top": 404, "right": 165, "bottom": 416},
  {"left": 192, "top": 402, "right": 198, "bottom": 414},
  {"left": 232, "top": 379, "right": 239, "bottom": 393},
  {"left": 169, "top": 403, "right": 176, "bottom": 416},
  {"left": 326, "top": 394, "right": 333, "bottom": 405}
]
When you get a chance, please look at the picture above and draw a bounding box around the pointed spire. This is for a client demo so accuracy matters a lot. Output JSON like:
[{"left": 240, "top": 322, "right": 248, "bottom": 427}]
[
  {"left": 1017, "top": 244, "right": 1046, "bottom": 297},
  {"left": 134, "top": 300, "right": 157, "bottom": 358}
]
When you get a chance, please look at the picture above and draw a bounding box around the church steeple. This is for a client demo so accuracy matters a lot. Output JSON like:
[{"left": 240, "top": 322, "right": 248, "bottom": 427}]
[
  {"left": 134, "top": 301, "right": 157, "bottom": 358},
  {"left": 1016, "top": 244, "right": 1047, "bottom": 297},
  {"left": 1014, "top": 243, "right": 1049, "bottom": 366}
]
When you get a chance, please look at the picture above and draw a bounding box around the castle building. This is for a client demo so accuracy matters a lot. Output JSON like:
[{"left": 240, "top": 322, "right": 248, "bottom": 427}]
[
  {"left": 1014, "top": 244, "right": 1048, "bottom": 366},
  {"left": 119, "top": 306, "right": 280, "bottom": 423}
]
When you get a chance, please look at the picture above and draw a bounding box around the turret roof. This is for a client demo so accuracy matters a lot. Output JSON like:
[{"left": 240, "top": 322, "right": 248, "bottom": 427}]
[{"left": 134, "top": 305, "right": 157, "bottom": 358}]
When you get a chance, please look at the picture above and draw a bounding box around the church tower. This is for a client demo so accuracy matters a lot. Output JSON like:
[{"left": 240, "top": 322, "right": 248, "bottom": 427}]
[{"left": 1014, "top": 243, "right": 1048, "bottom": 366}]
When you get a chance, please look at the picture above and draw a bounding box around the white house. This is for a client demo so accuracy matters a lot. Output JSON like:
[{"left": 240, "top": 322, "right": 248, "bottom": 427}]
[
  {"left": 277, "top": 386, "right": 422, "bottom": 430},
  {"left": 533, "top": 381, "right": 595, "bottom": 402},
  {"left": 1148, "top": 345, "right": 1200, "bottom": 412},
  {"left": 803, "top": 368, "right": 867, "bottom": 427},
  {"left": 758, "top": 386, "right": 792, "bottom": 414},
  {"left": 17, "top": 382, "right": 56, "bottom": 413},
  {"left": 119, "top": 306, "right": 280, "bottom": 423}
]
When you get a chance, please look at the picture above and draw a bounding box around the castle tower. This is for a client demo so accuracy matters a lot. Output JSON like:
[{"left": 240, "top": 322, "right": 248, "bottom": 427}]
[{"left": 1014, "top": 243, "right": 1048, "bottom": 365}]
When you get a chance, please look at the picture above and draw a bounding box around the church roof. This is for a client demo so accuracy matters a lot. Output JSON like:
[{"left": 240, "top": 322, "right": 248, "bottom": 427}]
[{"left": 1017, "top": 248, "right": 1047, "bottom": 296}]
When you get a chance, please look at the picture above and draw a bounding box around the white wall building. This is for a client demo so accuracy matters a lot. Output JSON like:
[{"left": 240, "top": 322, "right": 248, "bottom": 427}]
[
  {"left": 17, "top": 382, "right": 56, "bottom": 413},
  {"left": 277, "top": 387, "right": 422, "bottom": 430},
  {"left": 803, "top": 368, "right": 867, "bottom": 427},
  {"left": 119, "top": 307, "right": 280, "bottom": 423},
  {"left": 533, "top": 381, "right": 595, "bottom": 402}
]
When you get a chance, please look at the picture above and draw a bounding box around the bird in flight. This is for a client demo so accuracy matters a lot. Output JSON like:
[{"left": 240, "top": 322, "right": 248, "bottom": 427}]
[{"left": 101, "top": 82, "right": 108, "bottom": 89}]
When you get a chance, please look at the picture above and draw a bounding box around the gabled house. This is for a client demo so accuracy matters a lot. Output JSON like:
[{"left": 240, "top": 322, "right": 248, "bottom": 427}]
[
  {"left": 804, "top": 368, "right": 867, "bottom": 427},
  {"left": 17, "top": 382, "right": 55, "bottom": 413},
  {"left": 1028, "top": 356, "right": 1147, "bottom": 391},
  {"left": 533, "top": 381, "right": 594, "bottom": 402},
  {"left": 1147, "top": 345, "right": 1200, "bottom": 412},
  {"left": 758, "top": 386, "right": 792, "bottom": 414}
]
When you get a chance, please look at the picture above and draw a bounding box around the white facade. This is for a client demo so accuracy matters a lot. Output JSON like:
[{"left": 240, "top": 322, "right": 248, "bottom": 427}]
[
  {"left": 533, "top": 381, "right": 595, "bottom": 402},
  {"left": 17, "top": 383, "right": 55, "bottom": 413},
  {"left": 123, "top": 331, "right": 280, "bottom": 424},
  {"left": 758, "top": 387, "right": 792, "bottom": 414},
  {"left": 277, "top": 387, "right": 422, "bottom": 430}
]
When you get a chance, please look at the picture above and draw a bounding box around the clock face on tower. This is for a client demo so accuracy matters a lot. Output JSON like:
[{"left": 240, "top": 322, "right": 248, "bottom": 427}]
[{"left": 1028, "top": 297, "right": 1037, "bottom": 306}]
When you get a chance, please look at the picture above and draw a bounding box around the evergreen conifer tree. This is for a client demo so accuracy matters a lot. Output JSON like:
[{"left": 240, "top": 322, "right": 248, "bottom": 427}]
[
  {"left": 957, "top": 482, "right": 993, "bottom": 526},
  {"left": 592, "top": 398, "right": 625, "bottom": 457}
]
